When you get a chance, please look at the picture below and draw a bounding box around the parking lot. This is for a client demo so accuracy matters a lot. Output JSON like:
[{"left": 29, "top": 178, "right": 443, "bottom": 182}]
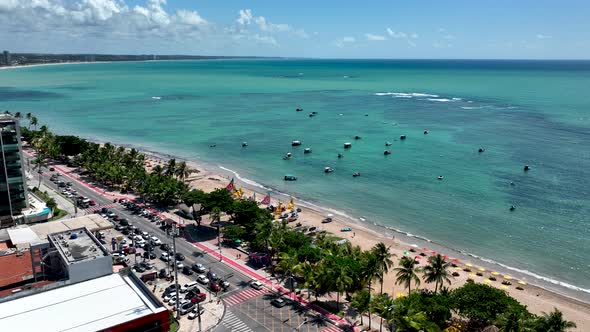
[{"left": 98, "top": 207, "right": 226, "bottom": 331}]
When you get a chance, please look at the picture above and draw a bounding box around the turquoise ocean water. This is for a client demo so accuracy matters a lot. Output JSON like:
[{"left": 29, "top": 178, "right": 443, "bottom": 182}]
[{"left": 1, "top": 60, "right": 589, "bottom": 300}]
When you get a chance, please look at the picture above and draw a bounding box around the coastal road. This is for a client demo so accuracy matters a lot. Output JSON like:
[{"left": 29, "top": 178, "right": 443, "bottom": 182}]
[{"left": 26, "top": 154, "right": 340, "bottom": 332}]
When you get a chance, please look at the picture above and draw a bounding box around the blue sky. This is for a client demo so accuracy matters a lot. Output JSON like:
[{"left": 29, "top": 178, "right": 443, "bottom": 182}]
[{"left": 0, "top": 0, "right": 589, "bottom": 59}]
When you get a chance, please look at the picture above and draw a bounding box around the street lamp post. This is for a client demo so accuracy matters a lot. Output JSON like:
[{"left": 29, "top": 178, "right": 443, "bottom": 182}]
[
  {"left": 292, "top": 318, "right": 308, "bottom": 331},
  {"left": 388, "top": 305, "right": 396, "bottom": 332},
  {"left": 196, "top": 300, "right": 202, "bottom": 332},
  {"left": 172, "top": 224, "right": 180, "bottom": 319}
]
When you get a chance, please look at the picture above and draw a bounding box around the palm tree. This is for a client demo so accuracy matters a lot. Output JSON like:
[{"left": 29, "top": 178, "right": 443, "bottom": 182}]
[
  {"left": 30, "top": 116, "right": 38, "bottom": 130},
  {"left": 26, "top": 112, "right": 32, "bottom": 121},
  {"left": 422, "top": 254, "right": 453, "bottom": 293},
  {"left": 294, "top": 261, "right": 315, "bottom": 300},
  {"left": 175, "top": 161, "right": 192, "bottom": 182},
  {"left": 350, "top": 289, "right": 370, "bottom": 326},
  {"left": 33, "top": 154, "right": 47, "bottom": 188},
  {"left": 14, "top": 112, "right": 21, "bottom": 120},
  {"left": 332, "top": 264, "right": 353, "bottom": 311},
  {"left": 277, "top": 252, "right": 299, "bottom": 293},
  {"left": 534, "top": 309, "right": 576, "bottom": 332},
  {"left": 372, "top": 242, "right": 395, "bottom": 294},
  {"left": 164, "top": 158, "right": 176, "bottom": 177},
  {"left": 394, "top": 256, "right": 421, "bottom": 295},
  {"left": 151, "top": 164, "right": 163, "bottom": 175}
]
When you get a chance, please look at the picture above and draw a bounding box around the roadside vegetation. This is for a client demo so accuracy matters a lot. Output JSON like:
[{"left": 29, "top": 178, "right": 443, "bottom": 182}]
[{"left": 13, "top": 113, "right": 576, "bottom": 332}]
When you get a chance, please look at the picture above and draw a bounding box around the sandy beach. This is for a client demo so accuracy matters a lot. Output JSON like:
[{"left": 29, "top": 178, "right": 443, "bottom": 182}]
[{"left": 141, "top": 156, "right": 590, "bottom": 330}]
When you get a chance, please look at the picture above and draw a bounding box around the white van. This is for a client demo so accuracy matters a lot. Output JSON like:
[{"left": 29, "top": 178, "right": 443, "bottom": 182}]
[{"left": 180, "top": 281, "right": 199, "bottom": 293}]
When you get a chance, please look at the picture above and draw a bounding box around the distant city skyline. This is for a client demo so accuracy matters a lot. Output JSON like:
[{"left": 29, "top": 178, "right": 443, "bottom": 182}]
[{"left": 1, "top": 0, "right": 589, "bottom": 59}]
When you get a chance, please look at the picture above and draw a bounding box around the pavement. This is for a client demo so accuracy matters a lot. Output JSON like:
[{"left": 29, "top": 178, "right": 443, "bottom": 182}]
[{"left": 23, "top": 149, "right": 354, "bottom": 332}]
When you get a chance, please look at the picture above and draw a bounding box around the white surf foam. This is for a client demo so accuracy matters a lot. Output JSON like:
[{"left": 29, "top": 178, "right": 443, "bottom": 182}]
[
  {"left": 218, "top": 165, "right": 270, "bottom": 191},
  {"left": 427, "top": 98, "right": 453, "bottom": 102},
  {"left": 151, "top": 96, "right": 162, "bottom": 100},
  {"left": 374, "top": 92, "right": 439, "bottom": 98}
]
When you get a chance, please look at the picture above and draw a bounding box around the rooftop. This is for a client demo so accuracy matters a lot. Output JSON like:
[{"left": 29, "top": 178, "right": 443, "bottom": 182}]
[
  {"left": 29, "top": 214, "right": 112, "bottom": 240},
  {"left": 0, "top": 272, "right": 167, "bottom": 332},
  {"left": 0, "top": 251, "right": 33, "bottom": 289},
  {"left": 48, "top": 227, "right": 108, "bottom": 264}
]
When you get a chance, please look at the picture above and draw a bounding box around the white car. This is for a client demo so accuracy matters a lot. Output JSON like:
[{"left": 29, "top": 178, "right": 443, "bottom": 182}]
[
  {"left": 150, "top": 236, "right": 162, "bottom": 245},
  {"left": 250, "top": 280, "right": 264, "bottom": 290},
  {"left": 169, "top": 261, "right": 184, "bottom": 270},
  {"left": 188, "top": 307, "right": 205, "bottom": 320},
  {"left": 163, "top": 292, "right": 179, "bottom": 303},
  {"left": 196, "top": 275, "right": 209, "bottom": 285},
  {"left": 160, "top": 253, "right": 170, "bottom": 261}
]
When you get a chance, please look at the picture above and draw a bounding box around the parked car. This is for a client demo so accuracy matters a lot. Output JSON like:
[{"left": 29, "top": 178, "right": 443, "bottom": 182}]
[
  {"left": 182, "top": 266, "right": 193, "bottom": 275},
  {"left": 143, "top": 251, "right": 156, "bottom": 260},
  {"left": 196, "top": 275, "right": 209, "bottom": 285},
  {"left": 160, "top": 243, "right": 170, "bottom": 251},
  {"left": 140, "top": 261, "right": 154, "bottom": 270},
  {"left": 191, "top": 263, "right": 206, "bottom": 273},
  {"left": 158, "top": 268, "right": 169, "bottom": 279},
  {"left": 150, "top": 236, "right": 162, "bottom": 245},
  {"left": 178, "top": 301, "right": 196, "bottom": 315},
  {"left": 160, "top": 253, "right": 170, "bottom": 261},
  {"left": 175, "top": 253, "right": 185, "bottom": 261},
  {"left": 163, "top": 284, "right": 178, "bottom": 295},
  {"left": 133, "top": 264, "right": 146, "bottom": 273},
  {"left": 250, "top": 280, "right": 263, "bottom": 290},
  {"left": 271, "top": 297, "right": 288, "bottom": 308}
]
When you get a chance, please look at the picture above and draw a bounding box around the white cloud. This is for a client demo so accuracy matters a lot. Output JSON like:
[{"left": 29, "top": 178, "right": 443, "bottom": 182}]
[
  {"left": 334, "top": 36, "right": 355, "bottom": 47},
  {"left": 386, "top": 28, "right": 407, "bottom": 39},
  {"left": 536, "top": 34, "right": 552, "bottom": 39},
  {"left": 236, "top": 8, "right": 253, "bottom": 25},
  {"left": 386, "top": 28, "right": 418, "bottom": 46},
  {"left": 234, "top": 8, "right": 307, "bottom": 38},
  {"left": 176, "top": 9, "right": 207, "bottom": 26},
  {"left": 365, "top": 33, "right": 386, "bottom": 41}
]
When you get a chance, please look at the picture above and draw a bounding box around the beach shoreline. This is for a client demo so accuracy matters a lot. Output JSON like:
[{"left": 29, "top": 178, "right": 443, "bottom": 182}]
[{"left": 114, "top": 143, "right": 590, "bottom": 329}]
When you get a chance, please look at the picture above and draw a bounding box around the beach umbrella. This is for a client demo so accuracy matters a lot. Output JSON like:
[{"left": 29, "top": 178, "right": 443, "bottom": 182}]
[
  {"left": 396, "top": 293, "right": 405, "bottom": 298},
  {"left": 452, "top": 258, "right": 460, "bottom": 263},
  {"left": 501, "top": 285, "right": 509, "bottom": 289},
  {"left": 423, "top": 248, "right": 429, "bottom": 252},
  {"left": 518, "top": 280, "right": 527, "bottom": 285},
  {"left": 491, "top": 271, "right": 500, "bottom": 275},
  {"left": 443, "top": 255, "right": 449, "bottom": 259},
  {"left": 478, "top": 267, "right": 486, "bottom": 272},
  {"left": 454, "top": 267, "right": 462, "bottom": 270},
  {"left": 484, "top": 279, "right": 492, "bottom": 283},
  {"left": 431, "top": 251, "right": 438, "bottom": 255},
  {"left": 468, "top": 273, "right": 476, "bottom": 278},
  {"left": 465, "top": 263, "right": 473, "bottom": 267},
  {"left": 403, "top": 251, "right": 409, "bottom": 255},
  {"left": 504, "top": 275, "right": 512, "bottom": 280},
  {"left": 415, "top": 255, "right": 422, "bottom": 259}
]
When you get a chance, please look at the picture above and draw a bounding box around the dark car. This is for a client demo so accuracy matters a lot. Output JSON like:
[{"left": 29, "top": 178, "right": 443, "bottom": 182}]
[
  {"left": 100, "top": 207, "right": 109, "bottom": 214},
  {"left": 175, "top": 253, "right": 185, "bottom": 261},
  {"left": 158, "top": 268, "right": 169, "bottom": 279},
  {"left": 140, "top": 261, "right": 153, "bottom": 270},
  {"left": 121, "top": 229, "right": 130, "bottom": 235},
  {"left": 160, "top": 243, "right": 170, "bottom": 251},
  {"left": 182, "top": 266, "right": 193, "bottom": 275},
  {"left": 164, "top": 284, "right": 178, "bottom": 295},
  {"left": 143, "top": 251, "right": 156, "bottom": 260},
  {"left": 271, "top": 297, "right": 288, "bottom": 308},
  {"left": 133, "top": 264, "right": 146, "bottom": 273}
]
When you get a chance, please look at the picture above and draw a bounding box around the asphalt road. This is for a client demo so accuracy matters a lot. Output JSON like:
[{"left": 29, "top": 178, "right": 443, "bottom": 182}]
[{"left": 26, "top": 155, "right": 340, "bottom": 332}]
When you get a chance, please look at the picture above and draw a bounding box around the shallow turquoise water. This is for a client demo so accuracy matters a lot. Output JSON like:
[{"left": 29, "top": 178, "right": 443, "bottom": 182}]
[{"left": 1, "top": 59, "right": 590, "bottom": 297}]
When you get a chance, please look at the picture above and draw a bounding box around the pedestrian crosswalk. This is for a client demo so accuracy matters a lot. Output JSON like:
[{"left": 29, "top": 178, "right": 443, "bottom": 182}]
[
  {"left": 221, "top": 310, "right": 253, "bottom": 332},
  {"left": 84, "top": 203, "right": 118, "bottom": 213},
  {"left": 321, "top": 326, "right": 342, "bottom": 332},
  {"left": 223, "top": 287, "right": 268, "bottom": 307}
]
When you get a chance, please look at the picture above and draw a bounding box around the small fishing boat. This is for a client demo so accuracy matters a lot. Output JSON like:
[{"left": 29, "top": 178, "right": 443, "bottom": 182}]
[
  {"left": 311, "top": 111, "right": 318, "bottom": 115},
  {"left": 322, "top": 214, "right": 333, "bottom": 223},
  {"left": 437, "top": 175, "right": 444, "bottom": 180},
  {"left": 385, "top": 142, "right": 392, "bottom": 146},
  {"left": 524, "top": 165, "right": 530, "bottom": 171},
  {"left": 341, "top": 227, "right": 352, "bottom": 232},
  {"left": 242, "top": 142, "right": 248, "bottom": 147},
  {"left": 324, "top": 167, "right": 334, "bottom": 173},
  {"left": 510, "top": 205, "right": 516, "bottom": 211},
  {"left": 309, "top": 113, "right": 315, "bottom": 118},
  {"left": 478, "top": 148, "right": 485, "bottom": 153},
  {"left": 283, "top": 152, "right": 292, "bottom": 160},
  {"left": 384, "top": 150, "right": 392, "bottom": 155},
  {"left": 424, "top": 130, "right": 429, "bottom": 134},
  {"left": 354, "top": 135, "right": 361, "bottom": 140},
  {"left": 284, "top": 175, "right": 298, "bottom": 181},
  {"left": 352, "top": 172, "right": 361, "bottom": 177},
  {"left": 337, "top": 153, "right": 344, "bottom": 158},
  {"left": 400, "top": 135, "right": 407, "bottom": 140},
  {"left": 344, "top": 142, "right": 352, "bottom": 149},
  {"left": 296, "top": 108, "right": 303, "bottom": 112},
  {"left": 304, "top": 148, "right": 312, "bottom": 154},
  {"left": 292, "top": 140, "right": 302, "bottom": 146}
]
